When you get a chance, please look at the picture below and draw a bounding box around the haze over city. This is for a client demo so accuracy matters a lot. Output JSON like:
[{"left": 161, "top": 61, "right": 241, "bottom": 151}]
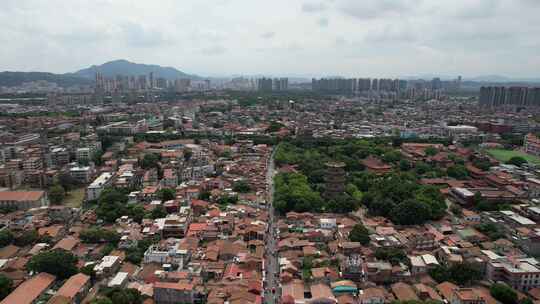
[
  {"left": 1, "top": 0, "right": 540, "bottom": 78},
  {"left": 3, "top": 2, "right": 540, "bottom": 304}
]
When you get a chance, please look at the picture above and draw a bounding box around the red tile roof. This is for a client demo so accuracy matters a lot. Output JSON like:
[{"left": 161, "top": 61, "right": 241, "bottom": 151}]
[{"left": 1, "top": 272, "right": 56, "bottom": 304}]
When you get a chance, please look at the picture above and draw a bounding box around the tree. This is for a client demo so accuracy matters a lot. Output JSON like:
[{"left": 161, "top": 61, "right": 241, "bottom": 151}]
[
  {"left": 14, "top": 230, "right": 39, "bottom": 247},
  {"left": 91, "top": 298, "right": 114, "bottom": 304},
  {"left": 267, "top": 121, "right": 286, "bottom": 133},
  {"left": 57, "top": 173, "right": 80, "bottom": 191},
  {"left": 450, "top": 204, "right": 463, "bottom": 216},
  {"left": 95, "top": 188, "right": 129, "bottom": 223},
  {"left": 49, "top": 184, "right": 66, "bottom": 205},
  {"left": 399, "top": 159, "right": 411, "bottom": 171},
  {"left": 428, "top": 262, "right": 482, "bottom": 285},
  {"left": 375, "top": 248, "right": 407, "bottom": 265},
  {"left": 507, "top": 156, "right": 527, "bottom": 167},
  {"left": 390, "top": 199, "right": 431, "bottom": 225},
  {"left": 141, "top": 153, "right": 159, "bottom": 169},
  {"left": 349, "top": 223, "right": 370, "bottom": 245},
  {"left": 476, "top": 223, "right": 505, "bottom": 240},
  {"left": 150, "top": 205, "right": 168, "bottom": 219},
  {"left": 27, "top": 249, "right": 78, "bottom": 279},
  {"left": 198, "top": 189, "right": 211, "bottom": 201},
  {"left": 80, "top": 264, "right": 97, "bottom": 280},
  {"left": 157, "top": 188, "right": 175, "bottom": 201},
  {"left": 425, "top": 147, "right": 438, "bottom": 156},
  {"left": 490, "top": 283, "right": 518, "bottom": 304},
  {"left": 93, "top": 150, "right": 105, "bottom": 166},
  {"left": 79, "top": 228, "right": 120, "bottom": 244},
  {"left": 0, "top": 230, "right": 14, "bottom": 247},
  {"left": 0, "top": 274, "right": 13, "bottom": 301},
  {"left": 233, "top": 180, "right": 251, "bottom": 193},
  {"left": 103, "top": 288, "right": 144, "bottom": 304},
  {"left": 447, "top": 165, "right": 469, "bottom": 179},
  {"left": 126, "top": 205, "right": 146, "bottom": 223}
]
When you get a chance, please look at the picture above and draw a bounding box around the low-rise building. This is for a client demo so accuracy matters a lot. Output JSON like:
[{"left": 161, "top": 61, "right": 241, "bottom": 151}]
[
  {"left": 154, "top": 281, "right": 194, "bottom": 304},
  {"left": 0, "top": 190, "right": 49, "bottom": 210},
  {"left": 87, "top": 172, "right": 113, "bottom": 201}
]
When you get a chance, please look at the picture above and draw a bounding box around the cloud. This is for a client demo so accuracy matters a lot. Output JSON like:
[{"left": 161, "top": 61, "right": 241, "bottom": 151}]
[
  {"left": 337, "top": 0, "right": 417, "bottom": 20},
  {"left": 119, "top": 22, "right": 168, "bottom": 47},
  {"left": 301, "top": 2, "right": 328, "bottom": 13},
  {"left": 0, "top": 0, "right": 539, "bottom": 78},
  {"left": 200, "top": 45, "right": 227, "bottom": 56},
  {"left": 261, "top": 31, "right": 276, "bottom": 39},
  {"left": 318, "top": 17, "right": 329, "bottom": 27}
]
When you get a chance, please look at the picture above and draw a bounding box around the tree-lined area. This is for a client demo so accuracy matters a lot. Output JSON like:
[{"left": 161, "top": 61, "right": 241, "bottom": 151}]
[{"left": 273, "top": 139, "right": 448, "bottom": 224}]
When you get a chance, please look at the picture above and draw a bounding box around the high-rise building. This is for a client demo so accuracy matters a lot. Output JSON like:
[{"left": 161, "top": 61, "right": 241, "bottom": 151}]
[
  {"left": 311, "top": 78, "right": 357, "bottom": 94},
  {"left": 273, "top": 78, "right": 288, "bottom": 91},
  {"left": 480, "top": 86, "right": 540, "bottom": 108},
  {"left": 431, "top": 77, "right": 442, "bottom": 90},
  {"left": 257, "top": 78, "right": 273, "bottom": 92},
  {"left": 358, "top": 78, "right": 371, "bottom": 92}
]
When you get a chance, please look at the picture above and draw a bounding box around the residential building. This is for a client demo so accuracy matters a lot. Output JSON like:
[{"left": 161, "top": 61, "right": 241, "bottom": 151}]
[
  {"left": 87, "top": 172, "right": 113, "bottom": 201},
  {"left": 154, "top": 281, "right": 194, "bottom": 304},
  {"left": 0, "top": 272, "right": 56, "bottom": 304},
  {"left": 0, "top": 190, "right": 49, "bottom": 210}
]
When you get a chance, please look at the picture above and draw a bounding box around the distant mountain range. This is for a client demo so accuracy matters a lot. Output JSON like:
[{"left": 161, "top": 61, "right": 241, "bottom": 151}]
[
  {"left": 1, "top": 60, "right": 539, "bottom": 88},
  {"left": 72, "top": 59, "right": 200, "bottom": 81},
  {"left": 0, "top": 59, "right": 200, "bottom": 88},
  {"left": 0, "top": 71, "right": 93, "bottom": 88}
]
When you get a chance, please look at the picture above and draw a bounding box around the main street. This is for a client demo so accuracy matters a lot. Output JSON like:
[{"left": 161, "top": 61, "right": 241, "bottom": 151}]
[{"left": 264, "top": 148, "right": 280, "bottom": 304}]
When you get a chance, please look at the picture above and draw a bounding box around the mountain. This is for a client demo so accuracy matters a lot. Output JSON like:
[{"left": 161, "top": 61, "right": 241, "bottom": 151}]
[
  {"left": 73, "top": 59, "right": 200, "bottom": 80},
  {"left": 0, "top": 71, "right": 92, "bottom": 88}
]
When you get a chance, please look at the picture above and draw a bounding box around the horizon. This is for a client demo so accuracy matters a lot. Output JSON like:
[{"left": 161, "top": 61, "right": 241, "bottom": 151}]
[
  {"left": 1, "top": 1, "right": 540, "bottom": 78},
  {"left": 2, "top": 58, "right": 540, "bottom": 82}
]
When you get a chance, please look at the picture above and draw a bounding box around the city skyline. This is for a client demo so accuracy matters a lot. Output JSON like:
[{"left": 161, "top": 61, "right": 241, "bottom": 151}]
[{"left": 1, "top": 0, "right": 540, "bottom": 78}]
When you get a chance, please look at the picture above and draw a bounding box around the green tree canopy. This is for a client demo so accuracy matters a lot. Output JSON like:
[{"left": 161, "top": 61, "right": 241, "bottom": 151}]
[
  {"left": 27, "top": 249, "right": 78, "bottom": 280},
  {"left": 490, "top": 283, "right": 518, "bottom": 304},
  {"left": 425, "top": 147, "right": 438, "bottom": 156},
  {"left": 0, "top": 230, "right": 14, "bottom": 247},
  {"left": 49, "top": 184, "right": 66, "bottom": 205},
  {"left": 447, "top": 165, "right": 469, "bottom": 179},
  {"left": 507, "top": 156, "right": 527, "bottom": 167},
  {"left": 157, "top": 188, "right": 175, "bottom": 201},
  {"left": 349, "top": 223, "right": 370, "bottom": 245},
  {"left": 0, "top": 274, "right": 13, "bottom": 301},
  {"left": 141, "top": 153, "right": 159, "bottom": 169},
  {"left": 79, "top": 228, "right": 120, "bottom": 244},
  {"left": 428, "top": 262, "right": 482, "bottom": 286},
  {"left": 233, "top": 180, "right": 252, "bottom": 193}
]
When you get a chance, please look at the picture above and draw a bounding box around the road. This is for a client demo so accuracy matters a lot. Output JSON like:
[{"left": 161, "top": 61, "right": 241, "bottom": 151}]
[{"left": 264, "top": 148, "right": 280, "bottom": 304}]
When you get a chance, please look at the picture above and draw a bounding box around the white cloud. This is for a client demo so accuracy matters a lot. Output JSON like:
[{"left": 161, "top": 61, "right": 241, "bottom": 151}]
[{"left": 0, "top": 0, "right": 538, "bottom": 78}]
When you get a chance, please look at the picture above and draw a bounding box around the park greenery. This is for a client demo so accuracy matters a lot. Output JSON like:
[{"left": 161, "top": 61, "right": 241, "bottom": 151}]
[{"left": 273, "top": 139, "right": 449, "bottom": 224}]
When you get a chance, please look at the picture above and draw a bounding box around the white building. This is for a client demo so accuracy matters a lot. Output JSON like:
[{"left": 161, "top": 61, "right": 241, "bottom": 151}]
[{"left": 87, "top": 172, "right": 113, "bottom": 201}]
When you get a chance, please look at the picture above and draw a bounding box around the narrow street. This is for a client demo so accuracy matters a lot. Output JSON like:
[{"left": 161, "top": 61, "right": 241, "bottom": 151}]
[{"left": 264, "top": 148, "right": 280, "bottom": 304}]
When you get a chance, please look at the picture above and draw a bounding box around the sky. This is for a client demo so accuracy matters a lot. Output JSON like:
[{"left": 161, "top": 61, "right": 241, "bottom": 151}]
[{"left": 1, "top": 0, "right": 540, "bottom": 78}]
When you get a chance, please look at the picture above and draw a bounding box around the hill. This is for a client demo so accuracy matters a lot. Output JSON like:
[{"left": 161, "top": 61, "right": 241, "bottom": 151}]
[
  {"left": 73, "top": 59, "right": 200, "bottom": 80},
  {"left": 0, "top": 71, "right": 92, "bottom": 88}
]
